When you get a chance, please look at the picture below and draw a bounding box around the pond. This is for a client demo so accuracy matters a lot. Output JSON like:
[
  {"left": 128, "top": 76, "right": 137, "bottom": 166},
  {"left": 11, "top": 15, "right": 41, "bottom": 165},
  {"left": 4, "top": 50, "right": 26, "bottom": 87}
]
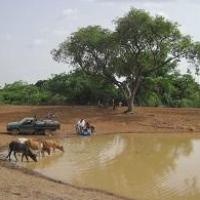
[{"left": 20, "top": 134, "right": 200, "bottom": 200}]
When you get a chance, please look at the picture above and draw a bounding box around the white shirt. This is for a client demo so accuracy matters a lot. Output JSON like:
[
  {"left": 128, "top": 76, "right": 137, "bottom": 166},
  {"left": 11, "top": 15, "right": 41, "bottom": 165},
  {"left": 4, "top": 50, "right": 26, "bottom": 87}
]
[{"left": 78, "top": 119, "right": 86, "bottom": 128}]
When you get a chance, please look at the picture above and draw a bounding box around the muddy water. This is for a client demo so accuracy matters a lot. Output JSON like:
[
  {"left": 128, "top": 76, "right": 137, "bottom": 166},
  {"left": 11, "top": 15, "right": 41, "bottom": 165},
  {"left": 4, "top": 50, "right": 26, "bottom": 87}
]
[{"left": 20, "top": 134, "right": 200, "bottom": 200}]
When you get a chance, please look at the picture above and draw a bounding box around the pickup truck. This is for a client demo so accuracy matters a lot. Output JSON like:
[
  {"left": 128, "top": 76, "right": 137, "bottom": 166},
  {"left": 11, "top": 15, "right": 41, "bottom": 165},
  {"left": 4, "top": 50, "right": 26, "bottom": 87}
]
[{"left": 7, "top": 117, "right": 60, "bottom": 135}]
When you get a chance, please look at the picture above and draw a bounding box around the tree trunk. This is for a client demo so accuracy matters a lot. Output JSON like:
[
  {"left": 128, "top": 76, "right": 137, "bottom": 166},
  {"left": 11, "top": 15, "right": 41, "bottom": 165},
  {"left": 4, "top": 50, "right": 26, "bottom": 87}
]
[
  {"left": 125, "top": 96, "right": 134, "bottom": 113},
  {"left": 120, "top": 76, "right": 142, "bottom": 114}
]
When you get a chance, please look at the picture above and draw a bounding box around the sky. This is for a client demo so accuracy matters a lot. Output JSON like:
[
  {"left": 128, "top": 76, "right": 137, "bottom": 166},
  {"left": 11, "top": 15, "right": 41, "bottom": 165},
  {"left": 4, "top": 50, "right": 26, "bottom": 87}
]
[{"left": 1, "top": 0, "right": 200, "bottom": 86}]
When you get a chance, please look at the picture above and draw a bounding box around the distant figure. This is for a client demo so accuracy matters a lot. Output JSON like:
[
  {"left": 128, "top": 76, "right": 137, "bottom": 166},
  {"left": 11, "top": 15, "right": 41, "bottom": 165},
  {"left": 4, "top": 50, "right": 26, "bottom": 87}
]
[
  {"left": 112, "top": 99, "right": 117, "bottom": 110},
  {"left": 82, "top": 122, "right": 92, "bottom": 136},
  {"left": 119, "top": 101, "right": 123, "bottom": 107},
  {"left": 33, "top": 114, "right": 37, "bottom": 121},
  {"left": 97, "top": 100, "right": 103, "bottom": 108},
  {"left": 46, "top": 112, "right": 55, "bottom": 119},
  {"left": 76, "top": 119, "right": 95, "bottom": 136},
  {"left": 76, "top": 119, "right": 86, "bottom": 134}
]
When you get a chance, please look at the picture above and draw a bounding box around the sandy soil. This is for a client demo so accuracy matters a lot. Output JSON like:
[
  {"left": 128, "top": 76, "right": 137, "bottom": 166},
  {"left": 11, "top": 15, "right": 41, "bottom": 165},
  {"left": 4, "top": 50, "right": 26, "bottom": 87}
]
[{"left": 0, "top": 105, "right": 200, "bottom": 200}]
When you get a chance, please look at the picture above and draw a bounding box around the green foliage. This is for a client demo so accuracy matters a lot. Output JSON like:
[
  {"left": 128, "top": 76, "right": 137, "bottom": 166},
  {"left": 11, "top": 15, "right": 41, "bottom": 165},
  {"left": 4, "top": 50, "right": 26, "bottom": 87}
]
[
  {"left": 136, "top": 73, "right": 200, "bottom": 107},
  {"left": 1, "top": 9, "right": 200, "bottom": 108},
  {"left": 52, "top": 8, "right": 200, "bottom": 111},
  {"left": 0, "top": 71, "right": 199, "bottom": 107},
  {"left": 0, "top": 71, "right": 118, "bottom": 105},
  {"left": 46, "top": 70, "right": 118, "bottom": 105},
  {"left": 0, "top": 81, "right": 50, "bottom": 105}
]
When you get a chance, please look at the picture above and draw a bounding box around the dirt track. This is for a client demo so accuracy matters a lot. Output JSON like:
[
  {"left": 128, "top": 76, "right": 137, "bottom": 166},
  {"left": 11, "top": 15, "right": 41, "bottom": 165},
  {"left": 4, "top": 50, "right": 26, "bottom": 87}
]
[{"left": 0, "top": 105, "right": 200, "bottom": 200}]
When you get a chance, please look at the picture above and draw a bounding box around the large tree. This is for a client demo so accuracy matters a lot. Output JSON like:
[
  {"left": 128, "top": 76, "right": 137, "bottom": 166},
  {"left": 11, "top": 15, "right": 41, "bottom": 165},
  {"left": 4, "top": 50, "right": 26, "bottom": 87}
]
[{"left": 52, "top": 8, "right": 200, "bottom": 112}]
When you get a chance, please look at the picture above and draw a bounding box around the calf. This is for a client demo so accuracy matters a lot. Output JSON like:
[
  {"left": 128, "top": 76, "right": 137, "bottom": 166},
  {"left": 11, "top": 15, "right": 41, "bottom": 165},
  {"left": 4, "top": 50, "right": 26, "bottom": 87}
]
[
  {"left": 7, "top": 141, "right": 37, "bottom": 162},
  {"left": 43, "top": 139, "right": 64, "bottom": 153},
  {"left": 18, "top": 138, "right": 50, "bottom": 157},
  {"left": 25, "top": 139, "right": 47, "bottom": 157}
]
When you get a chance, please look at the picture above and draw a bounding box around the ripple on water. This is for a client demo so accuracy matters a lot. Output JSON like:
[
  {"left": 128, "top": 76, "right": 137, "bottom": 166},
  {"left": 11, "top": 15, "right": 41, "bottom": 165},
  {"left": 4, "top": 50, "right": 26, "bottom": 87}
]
[{"left": 16, "top": 134, "right": 200, "bottom": 200}]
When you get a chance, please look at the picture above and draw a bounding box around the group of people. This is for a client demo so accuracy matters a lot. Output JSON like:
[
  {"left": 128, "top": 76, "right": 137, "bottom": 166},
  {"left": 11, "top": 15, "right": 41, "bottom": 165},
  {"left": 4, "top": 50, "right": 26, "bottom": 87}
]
[
  {"left": 35, "top": 112, "right": 95, "bottom": 137},
  {"left": 76, "top": 119, "right": 95, "bottom": 136}
]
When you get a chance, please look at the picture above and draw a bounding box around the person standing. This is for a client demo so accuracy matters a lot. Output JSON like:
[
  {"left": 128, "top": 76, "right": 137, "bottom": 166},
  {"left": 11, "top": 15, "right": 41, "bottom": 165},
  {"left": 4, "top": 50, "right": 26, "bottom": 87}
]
[
  {"left": 112, "top": 99, "right": 116, "bottom": 110},
  {"left": 77, "top": 119, "right": 86, "bottom": 135}
]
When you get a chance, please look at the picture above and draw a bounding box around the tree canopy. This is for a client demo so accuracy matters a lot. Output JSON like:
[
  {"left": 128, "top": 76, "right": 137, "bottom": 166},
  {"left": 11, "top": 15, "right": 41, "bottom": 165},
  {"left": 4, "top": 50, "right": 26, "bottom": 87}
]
[{"left": 52, "top": 8, "right": 200, "bottom": 112}]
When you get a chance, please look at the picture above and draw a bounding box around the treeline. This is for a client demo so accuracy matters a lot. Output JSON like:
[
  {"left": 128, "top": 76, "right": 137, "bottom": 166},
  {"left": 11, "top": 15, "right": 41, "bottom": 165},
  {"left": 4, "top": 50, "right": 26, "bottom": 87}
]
[
  {"left": 0, "top": 71, "right": 120, "bottom": 105},
  {"left": 0, "top": 70, "right": 199, "bottom": 107}
]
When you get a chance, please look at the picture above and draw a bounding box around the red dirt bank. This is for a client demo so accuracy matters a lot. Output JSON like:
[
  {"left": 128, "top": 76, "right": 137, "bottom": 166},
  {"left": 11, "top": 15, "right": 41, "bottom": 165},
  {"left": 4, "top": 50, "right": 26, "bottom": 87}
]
[{"left": 0, "top": 105, "right": 200, "bottom": 200}]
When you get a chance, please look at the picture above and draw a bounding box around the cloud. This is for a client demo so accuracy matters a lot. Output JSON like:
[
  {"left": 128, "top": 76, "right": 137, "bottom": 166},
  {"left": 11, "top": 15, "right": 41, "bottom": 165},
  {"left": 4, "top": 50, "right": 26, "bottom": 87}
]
[
  {"left": 85, "top": 0, "right": 171, "bottom": 2},
  {"left": 27, "top": 38, "right": 46, "bottom": 49},
  {"left": 156, "top": 11, "right": 170, "bottom": 19},
  {"left": 56, "top": 8, "right": 78, "bottom": 21},
  {"left": 61, "top": 8, "right": 78, "bottom": 17},
  {"left": 52, "top": 29, "right": 68, "bottom": 37},
  {"left": 0, "top": 33, "right": 12, "bottom": 41},
  {"left": 82, "top": 0, "right": 176, "bottom": 9},
  {"left": 61, "top": 8, "right": 78, "bottom": 19},
  {"left": 32, "top": 38, "right": 45, "bottom": 46}
]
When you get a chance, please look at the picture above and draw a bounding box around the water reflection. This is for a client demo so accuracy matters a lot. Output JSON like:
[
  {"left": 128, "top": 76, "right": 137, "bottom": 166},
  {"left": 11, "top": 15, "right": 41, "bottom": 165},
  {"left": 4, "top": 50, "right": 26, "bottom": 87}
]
[{"left": 21, "top": 134, "right": 200, "bottom": 200}]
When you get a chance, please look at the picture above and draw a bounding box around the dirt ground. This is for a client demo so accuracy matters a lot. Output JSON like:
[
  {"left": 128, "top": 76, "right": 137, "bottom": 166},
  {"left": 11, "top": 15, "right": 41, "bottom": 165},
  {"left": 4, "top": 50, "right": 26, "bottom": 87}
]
[{"left": 0, "top": 105, "right": 200, "bottom": 200}]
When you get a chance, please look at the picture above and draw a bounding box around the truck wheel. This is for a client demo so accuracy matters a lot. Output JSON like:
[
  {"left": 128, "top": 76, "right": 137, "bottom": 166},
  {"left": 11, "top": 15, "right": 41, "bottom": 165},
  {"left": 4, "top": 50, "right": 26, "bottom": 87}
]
[
  {"left": 44, "top": 130, "right": 52, "bottom": 136},
  {"left": 40, "top": 130, "right": 45, "bottom": 135},
  {"left": 11, "top": 129, "right": 20, "bottom": 135},
  {"left": 35, "top": 130, "right": 45, "bottom": 135}
]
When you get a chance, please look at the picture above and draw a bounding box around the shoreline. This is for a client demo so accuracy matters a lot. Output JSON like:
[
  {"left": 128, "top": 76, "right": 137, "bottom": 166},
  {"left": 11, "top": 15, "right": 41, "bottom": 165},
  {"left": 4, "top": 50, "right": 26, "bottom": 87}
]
[
  {"left": 0, "top": 159, "right": 134, "bottom": 200},
  {"left": 0, "top": 105, "right": 200, "bottom": 200}
]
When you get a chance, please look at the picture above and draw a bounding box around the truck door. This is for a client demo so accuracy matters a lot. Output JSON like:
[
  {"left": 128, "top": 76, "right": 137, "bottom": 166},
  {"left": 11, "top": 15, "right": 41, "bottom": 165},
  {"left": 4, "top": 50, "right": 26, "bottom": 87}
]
[{"left": 20, "top": 119, "right": 35, "bottom": 134}]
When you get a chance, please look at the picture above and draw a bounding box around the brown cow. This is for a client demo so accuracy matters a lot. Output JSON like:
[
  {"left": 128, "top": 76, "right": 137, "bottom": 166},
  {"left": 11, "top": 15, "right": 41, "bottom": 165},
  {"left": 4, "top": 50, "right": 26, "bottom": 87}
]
[
  {"left": 18, "top": 138, "right": 50, "bottom": 157},
  {"left": 42, "top": 139, "right": 64, "bottom": 153}
]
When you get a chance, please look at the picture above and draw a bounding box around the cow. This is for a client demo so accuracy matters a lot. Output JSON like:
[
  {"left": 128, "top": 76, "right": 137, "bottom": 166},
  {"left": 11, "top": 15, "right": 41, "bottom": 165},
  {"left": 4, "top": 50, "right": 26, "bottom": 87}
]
[
  {"left": 42, "top": 139, "right": 64, "bottom": 153},
  {"left": 18, "top": 138, "right": 50, "bottom": 157},
  {"left": 6, "top": 141, "right": 37, "bottom": 162}
]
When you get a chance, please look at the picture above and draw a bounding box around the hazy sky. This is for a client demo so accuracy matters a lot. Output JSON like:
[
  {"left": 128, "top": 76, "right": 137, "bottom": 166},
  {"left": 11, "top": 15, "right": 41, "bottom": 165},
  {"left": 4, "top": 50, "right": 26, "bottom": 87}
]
[{"left": 1, "top": 0, "right": 200, "bottom": 86}]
